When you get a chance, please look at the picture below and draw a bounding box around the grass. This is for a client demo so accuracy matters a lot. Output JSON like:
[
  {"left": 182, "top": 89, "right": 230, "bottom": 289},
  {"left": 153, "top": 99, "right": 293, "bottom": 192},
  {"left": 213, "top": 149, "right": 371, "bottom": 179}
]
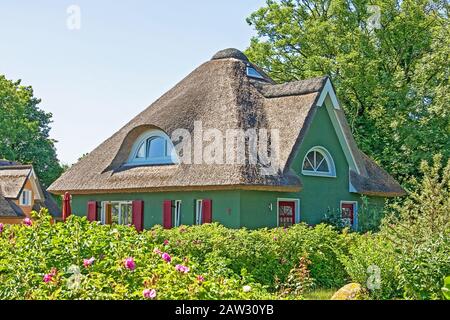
[{"left": 303, "top": 288, "right": 336, "bottom": 300}]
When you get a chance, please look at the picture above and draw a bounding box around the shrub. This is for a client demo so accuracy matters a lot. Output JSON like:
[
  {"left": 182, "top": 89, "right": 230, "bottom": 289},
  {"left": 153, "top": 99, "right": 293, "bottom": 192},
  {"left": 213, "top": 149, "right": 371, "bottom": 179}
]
[
  {"left": 0, "top": 210, "right": 274, "bottom": 300},
  {"left": 338, "top": 233, "right": 402, "bottom": 299},
  {"left": 382, "top": 154, "right": 450, "bottom": 299}
]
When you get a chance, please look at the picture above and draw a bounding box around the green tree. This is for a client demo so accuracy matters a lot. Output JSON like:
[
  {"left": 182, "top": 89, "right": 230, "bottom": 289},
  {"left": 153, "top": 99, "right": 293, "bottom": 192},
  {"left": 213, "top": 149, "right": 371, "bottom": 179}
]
[
  {"left": 246, "top": 0, "right": 450, "bottom": 182},
  {"left": 0, "top": 75, "right": 63, "bottom": 186},
  {"left": 382, "top": 154, "right": 450, "bottom": 299}
]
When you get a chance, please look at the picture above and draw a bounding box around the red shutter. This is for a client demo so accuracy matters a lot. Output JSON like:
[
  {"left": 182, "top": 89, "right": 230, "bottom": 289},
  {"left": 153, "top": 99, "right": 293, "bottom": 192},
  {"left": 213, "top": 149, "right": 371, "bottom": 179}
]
[
  {"left": 132, "top": 200, "right": 144, "bottom": 232},
  {"left": 202, "top": 199, "right": 212, "bottom": 224},
  {"left": 163, "top": 200, "right": 172, "bottom": 229},
  {"left": 87, "top": 201, "right": 98, "bottom": 222}
]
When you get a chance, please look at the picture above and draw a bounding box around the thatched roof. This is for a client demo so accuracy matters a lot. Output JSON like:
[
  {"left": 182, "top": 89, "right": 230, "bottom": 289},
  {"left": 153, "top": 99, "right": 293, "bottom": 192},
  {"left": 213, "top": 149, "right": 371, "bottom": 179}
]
[
  {"left": 0, "top": 162, "right": 61, "bottom": 217},
  {"left": 48, "top": 48, "right": 404, "bottom": 197},
  {"left": 0, "top": 165, "right": 32, "bottom": 198}
]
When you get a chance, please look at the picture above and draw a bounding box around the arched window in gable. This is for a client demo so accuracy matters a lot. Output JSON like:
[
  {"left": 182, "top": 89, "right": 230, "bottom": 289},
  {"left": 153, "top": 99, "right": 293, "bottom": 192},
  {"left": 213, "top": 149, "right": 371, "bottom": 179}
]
[{"left": 301, "top": 146, "right": 336, "bottom": 177}]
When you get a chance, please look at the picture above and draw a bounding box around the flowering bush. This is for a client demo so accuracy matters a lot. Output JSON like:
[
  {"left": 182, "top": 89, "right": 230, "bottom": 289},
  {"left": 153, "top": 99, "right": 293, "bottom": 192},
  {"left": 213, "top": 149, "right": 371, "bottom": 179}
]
[{"left": 0, "top": 210, "right": 274, "bottom": 300}]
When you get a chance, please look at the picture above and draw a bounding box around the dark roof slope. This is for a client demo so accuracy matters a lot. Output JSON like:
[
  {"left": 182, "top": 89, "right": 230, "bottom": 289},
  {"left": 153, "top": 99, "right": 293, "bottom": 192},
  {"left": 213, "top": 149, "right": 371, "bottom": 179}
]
[{"left": 0, "top": 194, "right": 24, "bottom": 217}]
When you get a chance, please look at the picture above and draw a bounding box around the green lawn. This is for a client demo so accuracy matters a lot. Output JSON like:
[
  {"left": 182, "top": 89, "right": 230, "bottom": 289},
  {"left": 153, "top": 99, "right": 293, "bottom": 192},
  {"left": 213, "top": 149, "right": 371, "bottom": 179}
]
[{"left": 303, "top": 288, "right": 336, "bottom": 300}]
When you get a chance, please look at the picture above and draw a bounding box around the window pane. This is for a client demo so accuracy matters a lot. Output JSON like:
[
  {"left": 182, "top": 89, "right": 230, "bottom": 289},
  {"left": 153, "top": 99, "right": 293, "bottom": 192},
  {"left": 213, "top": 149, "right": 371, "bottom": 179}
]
[
  {"left": 303, "top": 152, "right": 314, "bottom": 170},
  {"left": 147, "top": 137, "right": 166, "bottom": 158},
  {"left": 315, "top": 151, "right": 324, "bottom": 168},
  {"left": 136, "top": 142, "right": 146, "bottom": 158},
  {"left": 111, "top": 204, "right": 119, "bottom": 224},
  {"left": 317, "top": 158, "right": 329, "bottom": 172},
  {"left": 121, "top": 204, "right": 132, "bottom": 225}
]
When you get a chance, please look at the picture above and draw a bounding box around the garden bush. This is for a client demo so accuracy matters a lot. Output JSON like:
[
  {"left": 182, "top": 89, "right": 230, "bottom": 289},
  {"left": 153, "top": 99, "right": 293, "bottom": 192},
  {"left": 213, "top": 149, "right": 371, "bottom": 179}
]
[
  {"left": 0, "top": 210, "right": 274, "bottom": 300},
  {"left": 338, "top": 233, "right": 402, "bottom": 299},
  {"left": 0, "top": 210, "right": 351, "bottom": 299}
]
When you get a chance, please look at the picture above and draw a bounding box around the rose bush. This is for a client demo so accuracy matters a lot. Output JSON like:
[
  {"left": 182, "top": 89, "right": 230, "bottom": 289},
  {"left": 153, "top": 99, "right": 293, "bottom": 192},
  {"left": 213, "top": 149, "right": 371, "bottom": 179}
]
[{"left": 0, "top": 209, "right": 274, "bottom": 300}]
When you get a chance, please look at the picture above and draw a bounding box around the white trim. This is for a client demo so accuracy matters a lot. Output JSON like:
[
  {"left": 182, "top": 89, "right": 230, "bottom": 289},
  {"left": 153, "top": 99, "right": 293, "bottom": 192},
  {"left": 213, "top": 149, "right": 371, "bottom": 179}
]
[
  {"left": 316, "top": 80, "right": 361, "bottom": 175},
  {"left": 100, "top": 201, "right": 133, "bottom": 225},
  {"left": 19, "top": 189, "right": 32, "bottom": 206},
  {"left": 174, "top": 200, "right": 182, "bottom": 227},
  {"left": 301, "top": 146, "right": 336, "bottom": 177},
  {"left": 316, "top": 79, "right": 340, "bottom": 110},
  {"left": 333, "top": 109, "right": 361, "bottom": 175},
  {"left": 340, "top": 200, "right": 358, "bottom": 230},
  {"left": 195, "top": 199, "right": 203, "bottom": 225},
  {"left": 276, "top": 198, "right": 300, "bottom": 227},
  {"left": 126, "top": 129, "right": 178, "bottom": 165}
]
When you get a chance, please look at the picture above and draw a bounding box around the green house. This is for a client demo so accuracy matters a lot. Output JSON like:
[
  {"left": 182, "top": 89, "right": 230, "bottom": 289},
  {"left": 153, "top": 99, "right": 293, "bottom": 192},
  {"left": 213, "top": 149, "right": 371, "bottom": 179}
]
[{"left": 48, "top": 48, "right": 405, "bottom": 230}]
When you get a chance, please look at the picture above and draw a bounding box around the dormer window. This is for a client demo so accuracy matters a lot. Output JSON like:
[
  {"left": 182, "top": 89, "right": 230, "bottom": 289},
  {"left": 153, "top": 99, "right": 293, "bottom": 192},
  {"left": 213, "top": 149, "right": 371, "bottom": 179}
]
[
  {"left": 127, "top": 130, "right": 177, "bottom": 165},
  {"left": 246, "top": 65, "right": 264, "bottom": 79}
]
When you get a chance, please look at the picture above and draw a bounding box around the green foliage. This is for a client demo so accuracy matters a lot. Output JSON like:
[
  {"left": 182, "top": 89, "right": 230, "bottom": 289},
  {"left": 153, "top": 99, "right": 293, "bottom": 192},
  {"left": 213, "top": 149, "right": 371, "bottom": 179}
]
[
  {"left": 246, "top": 0, "right": 450, "bottom": 182},
  {"left": 443, "top": 276, "right": 450, "bottom": 300},
  {"left": 277, "top": 256, "right": 315, "bottom": 297},
  {"left": 339, "top": 233, "right": 402, "bottom": 299},
  {"left": 0, "top": 75, "right": 63, "bottom": 186},
  {"left": 150, "top": 222, "right": 349, "bottom": 290},
  {"left": 339, "top": 155, "right": 450, "bottom": 300},
  {"left": 382, "top": 154, "right": 450, "bottom": 299},
  {"left": 0, "top": 209, "right": 274, "bottom": 300},
  {"left": 0, "top": 210, "right": 351, "bottom": 299}
]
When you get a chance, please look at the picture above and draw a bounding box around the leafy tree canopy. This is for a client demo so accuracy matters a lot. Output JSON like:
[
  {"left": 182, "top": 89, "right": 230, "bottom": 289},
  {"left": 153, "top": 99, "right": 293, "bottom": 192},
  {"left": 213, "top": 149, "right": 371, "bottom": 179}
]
[
  {"left": 246, "top": 0, "right": 450, "bottom": 182},
  {"left": 0, "top": 75, "right": 63, "bottom": 187}
]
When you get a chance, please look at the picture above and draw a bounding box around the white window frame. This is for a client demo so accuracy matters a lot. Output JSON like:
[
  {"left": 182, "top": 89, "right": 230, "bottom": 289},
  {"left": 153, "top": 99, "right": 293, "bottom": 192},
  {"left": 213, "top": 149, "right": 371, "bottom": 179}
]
[
  {"left": 276, "top": 198, "right": 300, "bottom": 227},
  {"left": 301, "top": 146, "right": 336, "bottom": 178},
  {"left": 100, "top": 201, "right": 133, "bottom": 225},
  {"left": 195, "top": 199, "right": 203, "bottom": 225},
  {"left": 19, "top": 189, "right": 32, "bottom": 206},
  {"left": 174, "top": 200, "right": 182, "bottom": 227},
  {"left": 126, "top": 130, "right": 178, "bottom": 166},
  {"left": 246, "top": 65, "right": 264, "bottom": 79},
  {"left": 340, "top": 200, "right": 358, "bottom": 230}
]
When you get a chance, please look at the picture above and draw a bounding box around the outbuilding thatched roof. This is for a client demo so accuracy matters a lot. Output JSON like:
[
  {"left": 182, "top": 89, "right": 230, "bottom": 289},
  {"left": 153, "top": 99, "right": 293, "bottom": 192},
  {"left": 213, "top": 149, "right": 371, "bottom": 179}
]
[
  {"left": 0, "top": 165, "right": 32, "bottom": 199},
  {"left": 48, "top": 48, "right": 405, "bottom": 197},
  {"left": 0, "top": 162, "right": 61, "bottom": 217}
]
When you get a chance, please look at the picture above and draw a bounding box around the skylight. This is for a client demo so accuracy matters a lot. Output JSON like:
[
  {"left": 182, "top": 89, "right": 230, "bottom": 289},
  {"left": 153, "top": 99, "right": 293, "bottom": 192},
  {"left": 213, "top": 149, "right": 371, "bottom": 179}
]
[{"left": 246, "top": 66, "right": 264, "bottom": 79}]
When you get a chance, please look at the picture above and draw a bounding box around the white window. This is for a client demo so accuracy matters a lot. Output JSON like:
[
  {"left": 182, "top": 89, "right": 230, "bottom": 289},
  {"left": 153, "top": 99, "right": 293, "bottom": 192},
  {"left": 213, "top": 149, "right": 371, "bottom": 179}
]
[
  {"left": 19, "top": 189, "right": 32, "bottom": 206},
  {"left": 246, "top": 66, "right": 264, "bottom": 79},
  {"left": 174, "top": 200, "right": 182, "bottom": 227},
  {"left": 100, "top": 201, "right": 132, "bottom": 225},
  {"left": 302, "top": 146, "right": 336, "bottom": 177},
  {"left": 127, "top": 130, "right": 177, "bottom": 165},
  {"left": 195, "top": 199, "right": 203, "bottom": 225}
]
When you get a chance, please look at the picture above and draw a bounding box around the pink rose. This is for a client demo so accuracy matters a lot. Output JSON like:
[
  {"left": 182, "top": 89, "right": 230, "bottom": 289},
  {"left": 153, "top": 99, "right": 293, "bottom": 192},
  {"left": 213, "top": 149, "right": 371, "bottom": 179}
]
[
  {"left": 153, "top": 248, "right": 162, "bottom": 255},
  {"left": 23, "top": 218, "right": 32, "bottom": 226},
  {"left": 197, "top": 275, "right": 205, "bottom": 283},
  {"left": 161, "top": 252, "right": 171, "bottom": 263},
  {"left": 175, "top": 264, "right": 190, "bottom": 273},
  {"left": 143, "top": 288, "right": 156, "bottom": 299},
  {"left": 0, "top": 223, "right": 3, "bottom": 233},
  {"left": 83, "top": 257, "right": 95, "bottom": 267},
  {"left": 124, "top": 257, "right": 136, "bottom": 270},
  {"left": 163, "top": 239, "right": 169, "bottom": 246},
  {"left": 43, "top": 274, "right": 52, "bottom": 283}
]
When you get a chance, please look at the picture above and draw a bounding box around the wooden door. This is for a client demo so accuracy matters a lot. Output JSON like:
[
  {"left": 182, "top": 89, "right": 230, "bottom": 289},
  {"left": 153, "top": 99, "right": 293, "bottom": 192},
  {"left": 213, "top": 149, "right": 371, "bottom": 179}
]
[
  {"left": 341, "top": 203, "right": 354, "bottom": 226},
  {"left": 278, "top": 201, "right": 296, "bottom": 227}
]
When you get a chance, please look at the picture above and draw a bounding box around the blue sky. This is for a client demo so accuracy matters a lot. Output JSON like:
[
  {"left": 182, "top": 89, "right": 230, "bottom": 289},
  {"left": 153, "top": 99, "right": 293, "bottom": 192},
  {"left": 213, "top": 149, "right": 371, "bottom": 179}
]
[{"left": 0, "top": 0, "right": 265, "bottom": 165}]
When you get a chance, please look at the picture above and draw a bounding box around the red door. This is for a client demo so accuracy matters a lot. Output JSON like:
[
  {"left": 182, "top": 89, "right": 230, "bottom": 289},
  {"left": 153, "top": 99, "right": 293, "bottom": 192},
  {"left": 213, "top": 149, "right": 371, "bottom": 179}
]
[
  {"left": 341, "top": 203, "right": 354, "bottom": 226},
  {"left": 278, "top": 201, "right": 296, "bottom": 227}
]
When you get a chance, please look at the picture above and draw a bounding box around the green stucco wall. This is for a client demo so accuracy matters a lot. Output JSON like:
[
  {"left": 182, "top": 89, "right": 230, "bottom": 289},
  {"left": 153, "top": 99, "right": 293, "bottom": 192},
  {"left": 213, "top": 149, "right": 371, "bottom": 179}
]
[
  {"left": 70, "top": 98, "right": 386, "bottom": 229},
  {"left": 71, "top": 190, "right": 241, "bottom": 229}
]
